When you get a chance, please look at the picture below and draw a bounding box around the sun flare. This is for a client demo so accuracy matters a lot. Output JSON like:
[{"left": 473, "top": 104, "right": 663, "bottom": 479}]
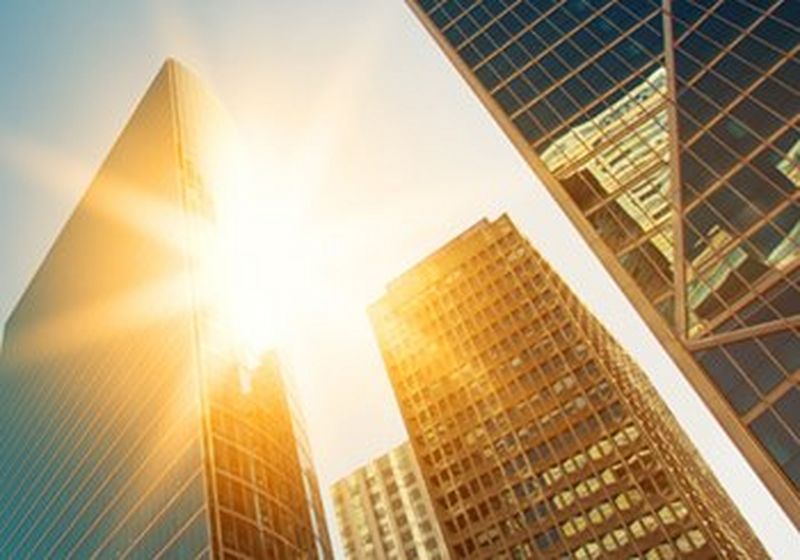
[{"left": 206, "top": 133, "right": 327, "bottom": 361}]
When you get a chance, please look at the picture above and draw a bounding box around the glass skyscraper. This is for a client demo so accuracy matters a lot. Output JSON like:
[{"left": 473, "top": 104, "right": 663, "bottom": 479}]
[
  {"left": 332, "top": 442, "right": 450, "bottom": 559},
  {"left": 0, "top": 59, "right": 332, "bottom": 559},
  {"left": 370, "top": 215, "right": 766, "bottom": 558},
  {"left": 407, "top": 0, "right": 799, "bottom": 526}
]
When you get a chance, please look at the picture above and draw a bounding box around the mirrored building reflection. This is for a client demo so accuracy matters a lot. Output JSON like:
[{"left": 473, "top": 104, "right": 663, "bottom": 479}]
[
  {"left": 0, "top": 59, "right": 332, "bottom": 559},
  {"left": 407, "top": 0, "right": 799, "bottom": 526}
]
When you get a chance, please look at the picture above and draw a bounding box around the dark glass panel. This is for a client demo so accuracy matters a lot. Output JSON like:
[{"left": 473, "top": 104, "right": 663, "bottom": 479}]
[
  {"left": 457, "top": 13, "right": 479, "bottom": 38},
  {"left": 696, "top": 12, "right": 740, "bottom": 47},
  {"left": 674, "top": 50, "right": 704, "bottom": 83},
  {"left": 513, "top": 112, "right": 543, "bottom": 143},
  {"left": 458, "top": 43, "right": 482, "bottom": 68},
  {"left": 540, "top": 52, "right": 569, "bottom": 83},
  {"left": 716, "top": 0, "right": 761, "bottom": 31},
  {"left": 680, "top": 150, "right": 716, "bottom": 201},
  {"left": 785, "top": 454, "right": 800, "bottom": 487},
  {"left": 688, "top": 133, "right": 738, "bottom": 177},
  {"left": 775, "top": 388, "right": 800, "bottom": 439},
  {"left": 509, "top": 75, "right": 536, "bottom": 106},
  {"left": 578, "top": 64, "right": 614, "bottom": 98},
  {"left": 706, "top": 183, "right": 760, "bottom": 233},
  {"left": 532, "top": 18, "right": 561, "bottom": 45},
  {"left": 561, "top": 76, "right": 595, "bottom": 110},
  {"left": 680, "top": 32, "right": 720, "bottom": 66},
  {"left": 694, "top": 70, "right": 739, "bottom": 110},
  {"left": 698, "top": 349, "right": 759, "bottom": 414},
  {"left": 487, "top": 52, "right": 515, "bottom": 81},
  {"left": 487, "top": 22, "right": 511, "bottom": 47},
  {"left": 523, "top": 65, "right": 553, "bottom": 94},
  {"left": 587, "top": 11, "right": 620, "bottom": 44},
  {"left": 731, "top": 36, "right": 782, "bottom": 70},
  {"left": 519, "top": 30, "right": 546, "bottom": 59},
  {"left": 572, "top": 28, "right": 604, "bottom": 59},
  {"left": 629, "top": 17, "right": 664, "bottom": 57},
  {"left": 473, "top": 33, "right": 498, "bottom": 59},
  {"left": 445, "top": 25, "right": 467, "bottom": 47},
  {"left": 759, "top": 331, "right": 800, "bottom": 373},
  {"left": 495, "top": 87, "right": 521, "bottom": 114},
  {"left": 476, "top": 64, "right": 501, "bottom": 90},
  {"left": 727, "top": 165, "right": 783, "bottom": 214},
  {"left": 500, "top": 11, "right": 524, "bottom": 36},
  {"left": 729, "top": 97, "right": 783, "bottom": 142},
  {"left": 530, "top": 100, "right": 561, "bottom": 133},
  {"left": 554, "top": 41, "right": 585, "bottom": 73},
  {"left": 713, "top": 53, "right": 760, "bottom": 92},
  {"left": 752, "top": 78, "right": 799, "bottom": 121},
  {"left": 751, "top": 409, "right": 799, "bottom": 465},
  {"left": 751, "top": 12, "right": 799, "bottom": 53},
  {"left": 710, "top": 116, "right": 759, "bottom": 157},
  {"left": 724, "top": 339, "right": 785, "bottom": 394},
  {"left": 773, "top": 58, "right": 800, "bottom": 93},
  {"left": 545, "top": 89, "right": 580, "bottom": 122}
]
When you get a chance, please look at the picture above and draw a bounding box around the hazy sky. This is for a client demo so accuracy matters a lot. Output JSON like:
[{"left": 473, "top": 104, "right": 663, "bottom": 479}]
[{"left": 0, "top": 0, "right": 797, "bottom": 555}]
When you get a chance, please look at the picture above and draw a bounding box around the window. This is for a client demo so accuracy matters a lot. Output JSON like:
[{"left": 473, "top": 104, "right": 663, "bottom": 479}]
[{"left": 751, "top": 409, "right": 798, "bottom": 465}]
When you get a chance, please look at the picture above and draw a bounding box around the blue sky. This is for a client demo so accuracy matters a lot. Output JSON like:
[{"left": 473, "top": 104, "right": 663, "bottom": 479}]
[{"left": 1, "top": 1, "right": 797, "bottom": 555}]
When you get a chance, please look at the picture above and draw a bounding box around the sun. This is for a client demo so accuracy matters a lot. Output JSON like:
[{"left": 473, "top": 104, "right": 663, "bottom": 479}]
[{"left": 203, "top": 132, "right": 323, "bottom": 362}]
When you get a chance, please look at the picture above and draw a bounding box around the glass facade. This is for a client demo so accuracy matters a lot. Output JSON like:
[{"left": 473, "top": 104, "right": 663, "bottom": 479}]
[
  {"left": 0, "top": 59, "right": 332, "bottom": 559},
  {"left": 408, "top": 0, "right": 799, "bottom": 526},
  {"left": 206, "top": 354, "right": 334, "bottom": 559},
  {"left": 332, "top": 442, "right": 450, "bottom": 559},
  {"left": 370, "top": 215, "right": 766, "bottom": 559}
]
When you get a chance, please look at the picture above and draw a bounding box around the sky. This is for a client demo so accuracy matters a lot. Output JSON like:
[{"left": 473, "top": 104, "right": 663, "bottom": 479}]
[{"left": 0, "top": 0, "right": 797, "bottom": 556}]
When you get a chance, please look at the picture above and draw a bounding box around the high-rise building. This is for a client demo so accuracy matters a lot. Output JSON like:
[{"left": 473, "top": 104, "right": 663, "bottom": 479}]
[
  {"left": 0, "top": 59, "right": 332, "bottom": 559},
  {"left": 332, "top": 442, "right": 450, "bottom": 560},
  {"left": 209, "top": 352, "right": 333, "bottom": 559},
  {"left": 370, "top": 215, "right": 765, "bottom": 559},
  {"left": 407, "top": 0, "right": 799, "bottom": 527}
]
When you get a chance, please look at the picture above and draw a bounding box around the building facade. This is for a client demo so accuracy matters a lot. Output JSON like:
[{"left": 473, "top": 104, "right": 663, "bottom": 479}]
[
  {"left": 208, "top": 353, "right": 333, "bottom": 559},
  {"left": 332, "top": 442, "right": 450, "bottom": 560},
  {"left": 0, "top": 59, "right": 332, "bottom": 559},
  {"left": 370, "top": 216, "right": 765, "bottom": 559},
  {"left": 407, "top": 0, "right": 800, "bottom": 527}
]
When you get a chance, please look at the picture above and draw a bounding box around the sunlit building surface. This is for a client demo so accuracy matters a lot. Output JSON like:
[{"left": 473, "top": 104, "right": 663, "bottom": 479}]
[
  {"left": 0, "top": 59, "right": 332, "bottom": 559},
  {"left": 407, "top": 0, "right": 800, "bottom": 526},
  {"left": 370, "top": 216, "right": 765, "bottom": 559},
  {"left": 209, "top": 353, "right": 333, "bottom": 559},
  {"left": 332, "top": 442, "right": 450, "bottom": 560}
]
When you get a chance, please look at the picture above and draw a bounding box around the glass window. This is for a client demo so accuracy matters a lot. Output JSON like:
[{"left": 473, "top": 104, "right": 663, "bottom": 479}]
[
  {"left": 697, "top": 349, "right": 759, "bottom": 414},
  {"left": 752, "top": 78, "right": 797, "bottom": 120},
  {"left": 774, "top": 388, "right": 800, "bottom": 440},
  {"left": 750, "top": 410, "right": 799, "bottom": 466},
  {"left": 760, "top": 330, "right": 800, "bottom": 373}
]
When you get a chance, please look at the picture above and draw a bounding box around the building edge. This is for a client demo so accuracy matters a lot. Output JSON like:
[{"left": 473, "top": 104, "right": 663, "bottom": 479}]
[{"left": 404, "top": 0, "right": 800, "bottom": 529}]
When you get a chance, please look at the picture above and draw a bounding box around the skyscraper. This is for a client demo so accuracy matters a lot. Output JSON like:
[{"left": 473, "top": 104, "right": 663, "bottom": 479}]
[
  {"left": 407, "top": 0, "right": 799, "bottom": 526},
  {"left": 0, "top": 59, "right": 332, "bottom": 559},
  {"left": 370, "top": 215, "right": 765, "bottom": 559},
  {"left": 332, "top": 442, "right": 450, "bottom": 559},
  {"left": 209, "top": 352, "right": 333, "bottom": 559}
]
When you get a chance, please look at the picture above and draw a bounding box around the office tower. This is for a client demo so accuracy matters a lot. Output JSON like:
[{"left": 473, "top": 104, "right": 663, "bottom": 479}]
[
  {"left": 407, "top": 0, "right": 800, "bottom": 527},
  {"left": 0, "top": 59, "right": 332, "bottom": 559},
  {"left": 209, "top": 352, "right": 333, "bottom": 559},
  {"left": 332, "top": 442, "right": 450, "bottom": 560},
  {"left": 370, "top": 215, "right": 765, "bottom": 559}
]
